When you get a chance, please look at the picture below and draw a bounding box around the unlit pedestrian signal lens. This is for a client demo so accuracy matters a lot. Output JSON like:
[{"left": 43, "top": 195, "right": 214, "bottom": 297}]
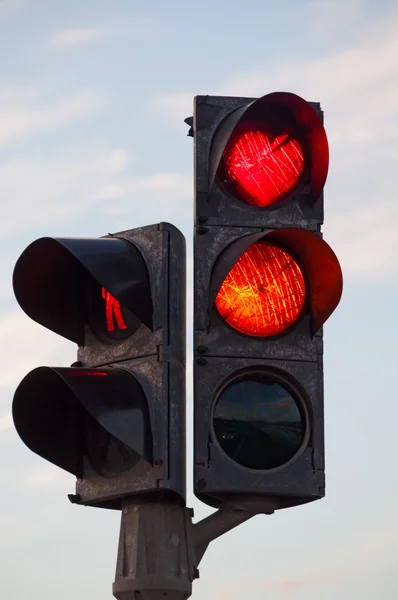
[
  {"left": 220, "top": 120, "right": 305, "bottom": 207},
  {"left": 215, "top": 240, "right": 306, "bottom": 337}
]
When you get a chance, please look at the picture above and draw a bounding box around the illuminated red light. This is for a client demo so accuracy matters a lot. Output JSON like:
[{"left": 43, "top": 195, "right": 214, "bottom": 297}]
[
  {"left": 221, "top": 120, "right": 305, "bottom": 207},
  {"left": 215, "top": 241, "right": 305, "bottom": 337},
  {"left": 101, "top": 287, "right": 128, "bottom": 332}
]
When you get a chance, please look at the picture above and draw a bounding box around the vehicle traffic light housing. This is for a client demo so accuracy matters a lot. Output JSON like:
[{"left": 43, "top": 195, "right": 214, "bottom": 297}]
[
  {"left": 191, "top": 92, "right": 342, "bottom": 511},
  {"left": 12, "top": 222, "right": 186, "bottom": 509},
  {"left": 193, "top": 92, "right": 329, "bottom": 231}
]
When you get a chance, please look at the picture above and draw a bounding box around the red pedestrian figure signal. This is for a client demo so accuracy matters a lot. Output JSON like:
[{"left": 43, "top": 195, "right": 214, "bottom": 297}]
[{"left": 102, "top": 287, "right": 128, "bottom": 332}]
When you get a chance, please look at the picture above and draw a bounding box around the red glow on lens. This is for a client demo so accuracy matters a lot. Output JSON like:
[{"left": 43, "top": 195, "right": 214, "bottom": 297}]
[
  {"left": 102, "top": 287, "right": 128, "bottom": 332},
  {"left": 70, "top": 371, "right": 108, "bottom": 377},
  {"left": 221, "top": 120, "right": 305, "bottom": 207},
  {"left": 215, "top": 241, "right": 305, "bottom": 337}
]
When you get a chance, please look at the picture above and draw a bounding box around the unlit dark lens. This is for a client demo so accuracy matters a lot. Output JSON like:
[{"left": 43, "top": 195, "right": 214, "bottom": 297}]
[{"left": 213, "top": 375, "right": 305, "bottom": 470}]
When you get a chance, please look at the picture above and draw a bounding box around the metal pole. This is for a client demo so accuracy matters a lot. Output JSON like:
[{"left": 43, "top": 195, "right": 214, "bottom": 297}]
[
  {"left": 113, "top": 502, "right": 195, "bottom": 600},
  {"left": 113, "top": 501, "right": 274, "bottom": 599}
]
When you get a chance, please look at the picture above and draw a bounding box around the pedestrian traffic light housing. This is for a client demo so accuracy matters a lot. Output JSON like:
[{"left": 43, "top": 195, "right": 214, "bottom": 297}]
[
  {"left": 191, "top": 92, "right": 342, "bottom": 512},
  {"left": 12, "top": 223, "right": 186, "bottom": 509}
]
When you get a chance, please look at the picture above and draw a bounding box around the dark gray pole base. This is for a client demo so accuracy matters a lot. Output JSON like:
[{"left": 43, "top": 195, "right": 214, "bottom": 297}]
[
  {"left": 113, "top": 501, "right": 274, "bottom": 600},
  {"left": 113, "top": 503, "right": 194, "bottom": 600}
]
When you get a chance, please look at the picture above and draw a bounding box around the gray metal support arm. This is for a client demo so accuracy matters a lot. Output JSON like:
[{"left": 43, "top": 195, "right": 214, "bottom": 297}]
[
  {"left": 112, "top": 501, "right": 273, "bottom": 600},
  {"left": 193, "top": 509, "right": 258, "bottom": 567}
]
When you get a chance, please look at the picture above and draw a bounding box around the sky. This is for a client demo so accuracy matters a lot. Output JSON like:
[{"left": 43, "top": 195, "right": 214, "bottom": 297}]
[{"left": 1, "top": 0, "right": 398, "bottom": 598}]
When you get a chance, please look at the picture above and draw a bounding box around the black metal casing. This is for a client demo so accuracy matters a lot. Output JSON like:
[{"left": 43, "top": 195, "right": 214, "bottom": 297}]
[
  {"left": 192, "top": 94, "right": 341, "bottom": 511},
  {"left": 13, "top": 222, "right": 186, "bottom": 509}
]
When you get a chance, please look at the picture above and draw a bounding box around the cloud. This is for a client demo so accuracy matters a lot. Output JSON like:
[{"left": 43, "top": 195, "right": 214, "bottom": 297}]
[
  {"left": 253, "top": 519, "right": 398, "bottom": 596},
  {"left": 50, "top": 27, "right": 110, "bottom": 46},
  {"left": 151, "top": 91, "right": 192, "bottom": 125},
  {"left": 0, "top": 141, "right": 191, "bottom": 239},
  {"left": 151, "top": 10, "right": 398, "bottom": 279},
  {"left": 326, "top": 201, "right": 398, "bottom": 277},
  {"left": 153, "top": 12, "right": 398, "bottom": 165},
  {"left": 0, "top": 310, "right": 74, "bottom": 391},
  {"left": 214, "top": 587, "right": 237, "bottom": 598},
  {"left": 0, "top": 86, "right": 106, "bottom": 143},
  {"left": 266, "top": 580, "right": 306, "bottom": 593},
  {"left": 22, "top": 463, "right": 71, "bottom": 488},
  {"left": 87, "top": 169, "right": 192, "bottom": 234},
  {"left": 94, "top": 172, "right": 190, "bottom": 200},
  {"left": 305, "top": 0, "right": 363, "bottom": 33},
  {"left": 0, "top": 144, "right": 129, "bottom": 236},
  {"left": 50, "top": 27, "right": 114, "bottom": 46},
  {"left": 0, "top": 0, "right": 22, "bottom": 20},
  {"left": 106, "top": 149, "right": 127, "bottom": 174},
  {"left": 0, "top": 413, "right": 12, "bottom": 432},
  {"left": 49, "top": 24, "right": 136, "bottom": 47}
]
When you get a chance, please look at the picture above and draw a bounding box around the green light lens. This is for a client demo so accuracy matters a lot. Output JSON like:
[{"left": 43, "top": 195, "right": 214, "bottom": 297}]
[{"left": 213, "top": 375, "right": 305, "bottom": 470}]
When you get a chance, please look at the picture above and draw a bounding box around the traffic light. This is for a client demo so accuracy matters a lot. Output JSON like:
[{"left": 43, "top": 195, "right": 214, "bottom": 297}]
[
  {"left": 191, "top": 92, "right": 343, "bottom": 511},
  {"left": 12, "top": 222, "right": 186, "bottom": 509}
]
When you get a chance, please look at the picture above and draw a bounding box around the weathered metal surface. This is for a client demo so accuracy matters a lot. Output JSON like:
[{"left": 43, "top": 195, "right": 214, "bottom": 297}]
[
  {"left": 74, "top": 223, "right": 187, "bottom": 508},
  {"left": 112, "top": 501, "right": 272, "bottom": 600},
  {"left": 192, "top": 94, "right": 327, "bottom": 510},
  {"left": 113, "top": 502, "right": 194, "bottom": 600}
]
